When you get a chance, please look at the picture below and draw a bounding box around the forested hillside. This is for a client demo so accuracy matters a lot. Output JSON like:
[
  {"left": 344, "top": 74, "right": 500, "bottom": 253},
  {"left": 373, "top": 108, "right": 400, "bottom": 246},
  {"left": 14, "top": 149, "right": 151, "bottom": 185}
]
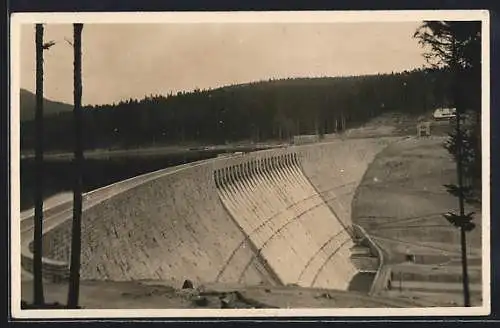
[
  {"left": 19, "top": 88, "right": 73, "bottom": 122},
  {"left": 20, "top": 67, "right": 452, "bottom": 151}
]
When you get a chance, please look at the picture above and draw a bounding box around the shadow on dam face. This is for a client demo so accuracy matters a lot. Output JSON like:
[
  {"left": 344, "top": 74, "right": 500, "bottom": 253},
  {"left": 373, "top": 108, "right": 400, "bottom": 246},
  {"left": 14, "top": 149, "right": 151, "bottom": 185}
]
[{"left": 22, "top": 138, "right": 396, "bottom": 291}]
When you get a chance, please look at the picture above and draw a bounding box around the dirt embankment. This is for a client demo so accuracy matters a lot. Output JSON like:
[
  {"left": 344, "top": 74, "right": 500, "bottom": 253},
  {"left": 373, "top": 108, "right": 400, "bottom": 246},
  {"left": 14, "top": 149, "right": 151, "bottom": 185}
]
[{"left": 352, "top": 136, "right": 483, "bottom": 307}]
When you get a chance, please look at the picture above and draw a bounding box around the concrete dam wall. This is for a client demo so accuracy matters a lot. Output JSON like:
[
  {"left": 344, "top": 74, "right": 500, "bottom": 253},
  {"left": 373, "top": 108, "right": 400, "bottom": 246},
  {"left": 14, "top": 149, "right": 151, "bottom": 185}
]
[
  {"left": 22, "top": 138, "right": 393, "bottom": 290},
  {"left": 215, "top": 153, "right": 356, "bottom": 290}
]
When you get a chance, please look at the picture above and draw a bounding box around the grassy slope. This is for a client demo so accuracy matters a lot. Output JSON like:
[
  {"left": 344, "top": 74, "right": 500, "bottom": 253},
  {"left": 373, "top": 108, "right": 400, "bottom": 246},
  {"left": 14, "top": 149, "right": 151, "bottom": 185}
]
[{"left": 352, "top": 137, "right": 483, "bottom": 306}]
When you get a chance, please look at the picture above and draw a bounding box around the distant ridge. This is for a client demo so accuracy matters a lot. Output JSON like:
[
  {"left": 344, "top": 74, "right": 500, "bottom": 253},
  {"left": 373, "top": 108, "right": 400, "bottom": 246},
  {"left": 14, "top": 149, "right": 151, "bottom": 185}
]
[{"left": 19, "top": 88, "right": 73, "bottom": 122}]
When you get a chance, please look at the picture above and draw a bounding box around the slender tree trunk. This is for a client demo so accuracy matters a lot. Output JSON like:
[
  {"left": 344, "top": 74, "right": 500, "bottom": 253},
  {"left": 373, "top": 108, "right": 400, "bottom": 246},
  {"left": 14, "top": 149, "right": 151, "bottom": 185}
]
[
  {"left": 456, "top": 95, "right": 470, "bottom": 307},
  {"left": 67, "top": 23, "right": 84, "bottom": 309},
  {"left": 452, "top": 38, "right": 471, "bottom": 307},
  {"left": 33, "top": 23, "right": 45, "bottom": 307},
  {"left": 456, "top": 106, "right": 471, "bottom": 307},
  {"left": 456, "top": 109, "right": 471, "bottom": 307}
]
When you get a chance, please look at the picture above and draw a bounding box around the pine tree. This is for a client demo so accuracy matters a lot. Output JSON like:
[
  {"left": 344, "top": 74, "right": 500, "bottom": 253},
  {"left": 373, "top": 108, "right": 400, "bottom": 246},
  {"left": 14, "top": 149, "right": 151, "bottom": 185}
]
[{"left": 414, "top": 20, "right": 481, "bottom": 307}]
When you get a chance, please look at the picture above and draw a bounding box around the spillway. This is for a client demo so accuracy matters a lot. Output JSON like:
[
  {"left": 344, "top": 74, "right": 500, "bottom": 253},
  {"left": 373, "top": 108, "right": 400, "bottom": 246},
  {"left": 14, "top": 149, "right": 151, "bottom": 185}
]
[
  {"left": 215, "top": 153, "right": 356, "bottom": 289},
  {"left": 21, "top": 138, "right": 394, "bottom": 291}
]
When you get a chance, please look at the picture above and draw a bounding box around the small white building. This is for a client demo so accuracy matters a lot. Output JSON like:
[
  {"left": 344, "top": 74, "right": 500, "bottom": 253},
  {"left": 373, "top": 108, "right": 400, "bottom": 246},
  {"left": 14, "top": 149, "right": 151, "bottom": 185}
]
[{"left": 433, "top": 107, "right": 456, "bottom": 120}]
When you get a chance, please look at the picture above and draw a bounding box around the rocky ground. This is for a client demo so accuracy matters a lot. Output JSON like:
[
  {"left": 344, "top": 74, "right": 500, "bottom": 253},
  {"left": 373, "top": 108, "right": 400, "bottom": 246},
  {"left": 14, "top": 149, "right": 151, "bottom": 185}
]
[{"left": 21, "top": 279, "right": 430, "bottom": 309}]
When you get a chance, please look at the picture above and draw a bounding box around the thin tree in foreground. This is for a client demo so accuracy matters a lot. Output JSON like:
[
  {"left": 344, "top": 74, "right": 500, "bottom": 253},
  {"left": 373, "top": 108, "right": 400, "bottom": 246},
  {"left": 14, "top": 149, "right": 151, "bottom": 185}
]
[
  {"left": 32, "top": 24, "right": 56, "bottom": 308},
  {"left": 67, "top": 23, "right": 84, "bottom": 309},
  {"left": 414, "top": 21, "right": 479, "bottom": 307},
  {"left": 33, "top": 23, "right": 45, "bottom": 307},
  {"left": 443, "top": 36, "right": 475, "bottom": 307}
]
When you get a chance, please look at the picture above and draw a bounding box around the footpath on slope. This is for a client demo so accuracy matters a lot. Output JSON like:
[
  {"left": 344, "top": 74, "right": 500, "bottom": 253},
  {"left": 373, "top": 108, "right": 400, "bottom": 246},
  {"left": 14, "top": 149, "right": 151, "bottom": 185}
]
[{"left": 352, "top": 136, "right": 483, "bottom": 307}]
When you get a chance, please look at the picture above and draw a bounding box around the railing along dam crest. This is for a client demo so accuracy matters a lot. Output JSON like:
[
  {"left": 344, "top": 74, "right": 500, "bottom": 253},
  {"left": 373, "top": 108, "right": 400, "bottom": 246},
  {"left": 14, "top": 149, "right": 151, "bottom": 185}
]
[{"left": 213, "top": 152, "right": 300, "bottom": 189}]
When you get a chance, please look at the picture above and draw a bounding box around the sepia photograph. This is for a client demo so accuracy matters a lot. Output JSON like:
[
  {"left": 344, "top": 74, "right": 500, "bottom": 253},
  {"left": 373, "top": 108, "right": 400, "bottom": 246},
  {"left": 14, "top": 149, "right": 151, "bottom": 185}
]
[{"left": 9, "top": 10, "right": 490, "bottom": 318}]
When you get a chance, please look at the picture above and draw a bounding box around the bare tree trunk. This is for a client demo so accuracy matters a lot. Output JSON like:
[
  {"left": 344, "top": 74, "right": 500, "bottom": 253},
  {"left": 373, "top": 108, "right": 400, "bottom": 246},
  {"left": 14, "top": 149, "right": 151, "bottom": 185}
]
[
  {"left": 67, "top": 23, "right": 84, "bottom": 309},
  {"left": 33, "top": 23, "right": 45, "bottom": 307}
]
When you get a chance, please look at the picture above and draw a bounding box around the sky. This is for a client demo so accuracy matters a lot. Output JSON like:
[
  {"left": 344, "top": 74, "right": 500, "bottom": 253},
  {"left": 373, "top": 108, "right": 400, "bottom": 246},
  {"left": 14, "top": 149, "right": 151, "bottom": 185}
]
[{"left": 19, "top": 22, "right": 427, "bottom": 106}]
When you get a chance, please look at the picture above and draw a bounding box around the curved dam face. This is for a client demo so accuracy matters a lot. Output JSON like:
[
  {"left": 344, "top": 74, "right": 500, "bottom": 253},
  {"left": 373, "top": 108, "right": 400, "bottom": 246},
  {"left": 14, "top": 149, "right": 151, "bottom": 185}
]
[{"left": 30, "top": 138, "right": 393, "bottom": 290}]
